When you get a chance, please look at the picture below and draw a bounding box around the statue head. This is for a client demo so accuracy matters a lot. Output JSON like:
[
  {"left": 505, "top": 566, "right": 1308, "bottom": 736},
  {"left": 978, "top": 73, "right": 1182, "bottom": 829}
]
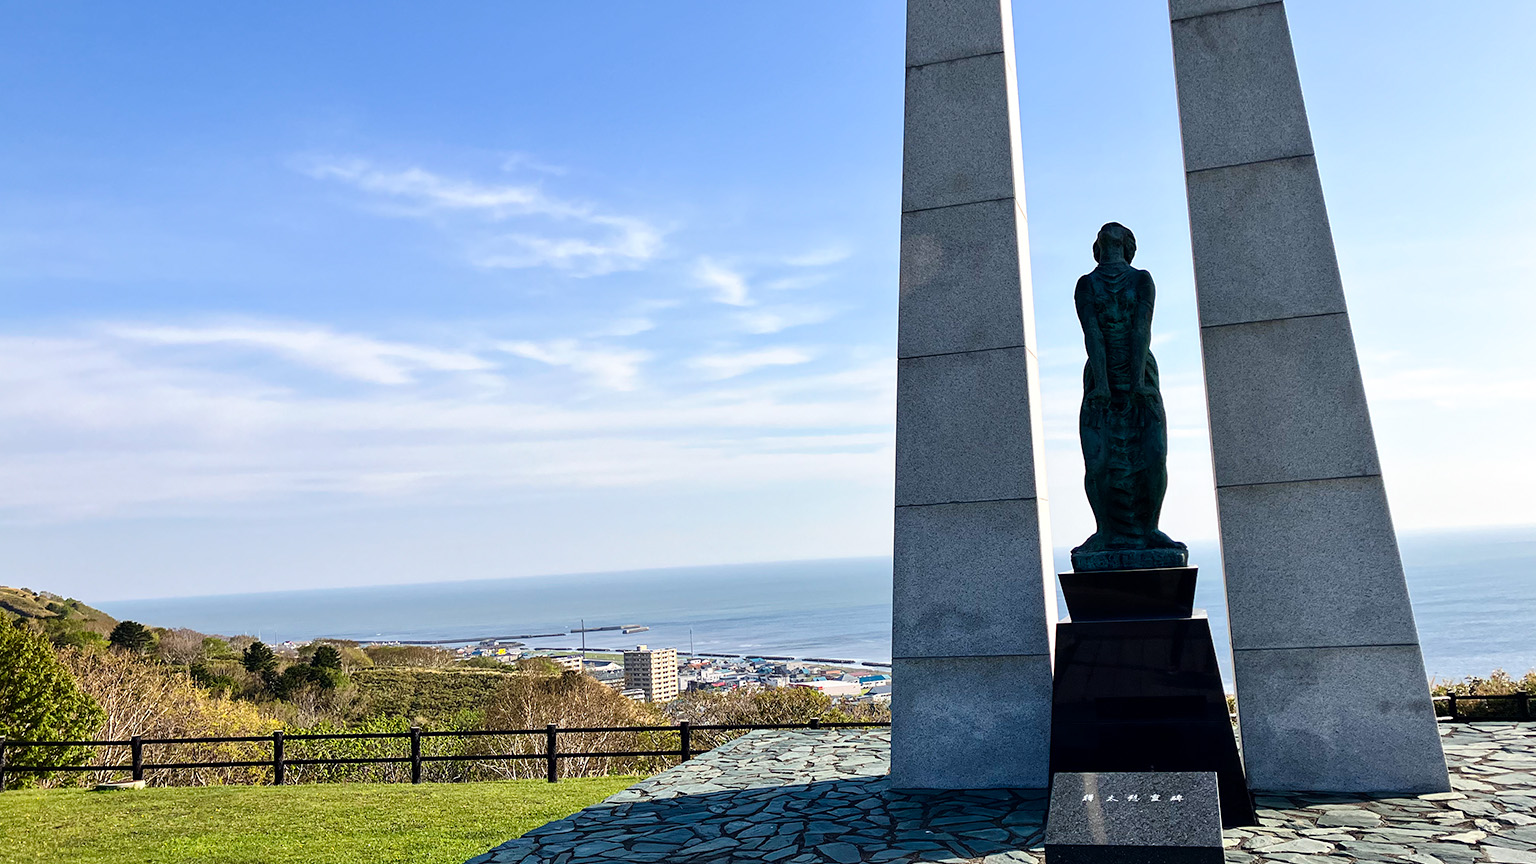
[{"left": 1092, "top": 222, "right": 1137, "bottom": 264}]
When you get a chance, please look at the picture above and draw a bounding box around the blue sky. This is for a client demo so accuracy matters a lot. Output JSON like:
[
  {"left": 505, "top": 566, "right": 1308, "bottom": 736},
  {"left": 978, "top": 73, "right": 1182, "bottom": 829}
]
[{"left": 1, "top": 1, "right": 1531, "bottom": 600}]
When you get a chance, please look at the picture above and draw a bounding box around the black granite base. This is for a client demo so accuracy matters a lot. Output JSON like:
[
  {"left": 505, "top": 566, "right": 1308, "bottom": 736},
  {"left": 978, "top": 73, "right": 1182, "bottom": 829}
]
[
  {"left": 1046, "top": 771, "right": 1224, "bottom": 864},
  {"left": 1060, "top": 568, "right": 1197, "bottom": 620},
  {"left": 1049, "top": 567, "right": 1257, "bottom": 828}
]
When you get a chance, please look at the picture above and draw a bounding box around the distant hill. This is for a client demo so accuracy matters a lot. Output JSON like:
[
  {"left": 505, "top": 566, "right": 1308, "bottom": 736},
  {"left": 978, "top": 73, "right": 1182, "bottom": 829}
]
[{"left": 0, "top": 586, "right": 118, "bottom": 641}]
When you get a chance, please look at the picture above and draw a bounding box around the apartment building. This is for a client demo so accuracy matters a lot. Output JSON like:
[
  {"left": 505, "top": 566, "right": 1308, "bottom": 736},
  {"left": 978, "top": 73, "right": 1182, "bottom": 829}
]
[{"left": 622, "top": 645, "right": 680, "bottom": 703}]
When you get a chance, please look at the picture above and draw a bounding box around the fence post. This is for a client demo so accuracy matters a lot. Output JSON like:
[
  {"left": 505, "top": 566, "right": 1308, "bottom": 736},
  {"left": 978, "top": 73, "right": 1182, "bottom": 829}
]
[
  {"left": 545, "top": 724, "right": 559, "bottom": 783},
  {"left": 410, "top": 727, "right": 422, "bottom": 784},
  {"left": 1447, "top": 693, "right": 1458, "bottom": 722},
  {"left": 272, "top": 731, "right": 285, "bottom": 786},
  {"left": 0, "top": 736, "right": 8, "bottom": 793},
  {"left": 679, "top": 722, "right": 692, "bottom": 762},
  {"left": 809, "top": 717, "right": 821, "bottom": 730},
  {"left": 131, "top": 736, "right": 144, "bottom": 782},
  {"left": 1520, "top": 691, "right": 1531, "bottom": 722}
]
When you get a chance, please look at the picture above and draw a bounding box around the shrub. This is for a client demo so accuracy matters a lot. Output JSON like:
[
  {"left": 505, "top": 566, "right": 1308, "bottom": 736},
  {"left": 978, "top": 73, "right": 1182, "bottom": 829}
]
[
  {"left": 200, "top": 636, "right": 236, "bottom": 660},
  {"left": 281, "top": 714, "right": 485, "bottom": 784},
  {"left": 472, "top": 672, "right": 669, "bottom": 780},
  {"left": 461, "top": 656, "right": 508, "bottom": 670},
  {"left": 57, "top": 647, "right": 280, "bottom": 787},
  {"left": 189, "top": 663, "right": 238, "bottom": 697},
  {"left": 336, "top": 646, "right": 372, "bottom": 672},
  {"left": 664, "top": 686, "right": 889, "bottom": 754},
  {"left": 668, "top": 686, "right": 835, "bottom": 725},
  {"left": 46, "top": 625, "right": 108, "bottom": 651},
  {"left": 272, "top": 664, "right": 346, "bottom": 699},
  {"left": 363, "top": 645, "right": 455, "bottom": 668},
  {"left": 513, "top": 656, "right": 562, "bottom": 675},
  {"left": 0, "top": 626, "right": 105, "bottom": 787},
  {"left": 1432, "top": 669, "right": 1536, "bottom": 720},
  {"left": 351, "top": 668, "right": 509, "bottom": 723}
]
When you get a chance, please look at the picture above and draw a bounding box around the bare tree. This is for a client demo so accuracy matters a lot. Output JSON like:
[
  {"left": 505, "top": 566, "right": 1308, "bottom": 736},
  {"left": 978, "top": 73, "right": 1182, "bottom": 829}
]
[
  {"left": 156, "top": 628, "right": 207, "bottom": 665},
  {"left": 473, "top": 672, "right": 668, "bottom": 780},
  {"left": 57, "top": 648, "right": 278, "bottom": 787},
  {"left": 363, "top": 645, "right": 455, "bottom": 668}
]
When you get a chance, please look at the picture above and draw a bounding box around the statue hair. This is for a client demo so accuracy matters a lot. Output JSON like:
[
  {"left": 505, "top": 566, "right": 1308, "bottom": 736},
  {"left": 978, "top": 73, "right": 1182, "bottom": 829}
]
[{"left": 1092, "top": 222, "right": 1137, "bottom": 264}]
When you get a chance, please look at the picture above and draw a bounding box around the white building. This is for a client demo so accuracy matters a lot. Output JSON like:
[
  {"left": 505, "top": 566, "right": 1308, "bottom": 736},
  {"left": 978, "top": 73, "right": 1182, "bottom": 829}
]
[
  {"left": 792, "top": 679, "right": 864, "bottom": 698},
  {"left": 547, "top": 654, "right": 584, "bottom": 673}
]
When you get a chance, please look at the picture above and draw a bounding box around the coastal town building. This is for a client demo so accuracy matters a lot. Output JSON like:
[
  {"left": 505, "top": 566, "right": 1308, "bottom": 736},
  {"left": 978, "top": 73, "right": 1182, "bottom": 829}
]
[
  {"left": 582, "top": 659, "right": 623, "bottom": 683},
  {"left": 548, "top": 654, "right": 584, "bottom": 673},
  {"left": 792, "top": 679, "right": 863, "bottom": 697},
  {"left": 622, "top": 645, "right": 680, "bottom": 703}
]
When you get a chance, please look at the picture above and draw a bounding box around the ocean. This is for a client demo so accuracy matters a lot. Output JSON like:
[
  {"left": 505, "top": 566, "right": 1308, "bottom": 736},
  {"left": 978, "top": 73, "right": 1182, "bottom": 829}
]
[{"left": 99, "top": 527, "right": 1535, "bottom": 686}]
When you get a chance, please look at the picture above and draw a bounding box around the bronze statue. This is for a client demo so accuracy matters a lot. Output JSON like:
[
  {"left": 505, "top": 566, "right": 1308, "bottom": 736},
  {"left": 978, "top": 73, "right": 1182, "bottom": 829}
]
[{"left": 1071, "top": 223, "right": 1188, "bottom": 572}]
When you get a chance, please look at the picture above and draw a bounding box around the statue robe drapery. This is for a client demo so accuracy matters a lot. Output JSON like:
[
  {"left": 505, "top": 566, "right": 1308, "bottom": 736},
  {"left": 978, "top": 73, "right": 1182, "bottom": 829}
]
[{"left": 1073, "top": 262, "right": 1182, "bottom": 559}]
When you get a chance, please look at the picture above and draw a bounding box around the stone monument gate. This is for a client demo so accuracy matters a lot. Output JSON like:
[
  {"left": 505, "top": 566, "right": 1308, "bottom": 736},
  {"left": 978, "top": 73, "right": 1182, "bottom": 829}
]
[
  {"left": 891, "top": 0, "right": 1448, "bottom": 794},
  {"left": 890, "top": 0, "right": 1056, "bottom": 790}
]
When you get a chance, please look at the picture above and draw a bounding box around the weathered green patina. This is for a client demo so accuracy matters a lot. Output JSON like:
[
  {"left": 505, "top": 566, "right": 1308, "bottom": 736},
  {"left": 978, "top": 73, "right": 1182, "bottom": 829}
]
[{"left": 1071, "top": 223, "right": 1188, "bottom": 572}]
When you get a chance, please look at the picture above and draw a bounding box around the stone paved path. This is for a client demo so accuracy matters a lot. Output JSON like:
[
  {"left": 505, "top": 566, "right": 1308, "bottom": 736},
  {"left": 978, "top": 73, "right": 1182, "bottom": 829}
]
[{"left": 466, "top": 723, "right": 1536, "bottom": 864}]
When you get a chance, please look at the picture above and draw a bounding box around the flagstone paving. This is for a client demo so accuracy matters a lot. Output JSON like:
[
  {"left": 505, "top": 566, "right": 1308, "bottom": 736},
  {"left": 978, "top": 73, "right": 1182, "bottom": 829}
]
[{"left": 465, "top": 723, "right": 1536, "bottom": 864}]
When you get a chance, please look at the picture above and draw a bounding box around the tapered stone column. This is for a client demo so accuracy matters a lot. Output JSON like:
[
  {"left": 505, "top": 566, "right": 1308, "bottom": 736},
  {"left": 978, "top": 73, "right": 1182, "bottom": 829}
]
[
  {"left": 1168, "top": 0, "right": 1448, "bottom": 792},
  {"left": 891, "top": 0, "right": 1056, "bottom": 789}
]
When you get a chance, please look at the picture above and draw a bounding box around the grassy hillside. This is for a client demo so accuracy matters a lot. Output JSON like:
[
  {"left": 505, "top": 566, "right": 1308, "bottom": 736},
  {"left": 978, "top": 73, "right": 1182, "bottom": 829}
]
[
  {"left": 351, "top": 667, "right": 517, "bottom": 722},
  {"left": 1, "top": 776, "right": 635, "bottom": 864},
  {"left": 0, "top": 586, "right": 118, "bottom": 641}
]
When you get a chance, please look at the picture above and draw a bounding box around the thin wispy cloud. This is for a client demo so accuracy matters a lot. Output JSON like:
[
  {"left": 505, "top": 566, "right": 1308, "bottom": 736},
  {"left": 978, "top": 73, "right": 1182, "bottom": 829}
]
[
  {"left": 112, "top": 324, "right": 492, "bottom": 385},
  {"left": 498, "top": 339, "right": 650, "bottom": 391},
  {"left": 763, "top": 274, "right": 830, "bottom": 292},
  {"left": 695, "top": 258, "right": 753, "bottom": 306},
  {"left": 469, "top": 216, "right": 662, "bottom": 273},
  {"left": 694, "top": 250, "right": 849, "bottom": 306},
  {"left": 690, "top": 347, "right": 814, "bottom": 380},
  {"left": 304, "top": 159, "right": 663, "bottom": 276},
  {"left": 736, "top": 305, "right": 835, "bottom": 335},
  {"left": 499, "top": 152, "right": 568, "bottom": 176},
  {"left": 595, "top": 318, "right": 656, "bottom": 337},
  {"left": 784, "top": 246, "right": 851, "bottom": 268},
  {"left": 0, "top": 327, "right": 891, "bottom": 521},
  {"left": 308, "top": 160, "right": 563, "bottom": 216}
]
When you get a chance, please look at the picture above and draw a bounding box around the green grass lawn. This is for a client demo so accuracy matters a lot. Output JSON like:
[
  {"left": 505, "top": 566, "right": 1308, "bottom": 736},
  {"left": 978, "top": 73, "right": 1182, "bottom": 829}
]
[{"left": 0, "top": 777, "right": 637, "bottom": 864}]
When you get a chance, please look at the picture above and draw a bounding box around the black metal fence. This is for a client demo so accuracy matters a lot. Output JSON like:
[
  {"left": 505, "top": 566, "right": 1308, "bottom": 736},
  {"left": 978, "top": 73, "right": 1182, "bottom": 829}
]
[
  {"left": 0, "top": 719, "right": 889, "bottom": 792},
  {"left": 1433, "top": 692, "right": 1534, "bottom": 722},
  {"left": 8, "top": 695, "right": 1527, "bottom": 790}
]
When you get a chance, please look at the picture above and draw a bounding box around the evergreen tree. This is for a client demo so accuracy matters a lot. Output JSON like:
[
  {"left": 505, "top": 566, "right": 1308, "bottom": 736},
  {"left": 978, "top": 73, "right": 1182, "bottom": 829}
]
[
  {"left": 241, "top": 641, "right": 278, "bottom": 676},
  {"left": 310, "top": 645, "right": 342, "bottom": 670},
  {"left": 108, "top": 620, "right": 154, "bottom": 655}
]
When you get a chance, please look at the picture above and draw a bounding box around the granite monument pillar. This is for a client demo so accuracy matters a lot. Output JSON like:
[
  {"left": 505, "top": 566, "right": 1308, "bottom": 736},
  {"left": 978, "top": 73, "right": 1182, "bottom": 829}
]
[
  {"left": 1168, "top": 0, "right": 1448, "bottom": 792},
  {"left": 891, "top": 0, "right": 1056, "bottom": 789}
]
